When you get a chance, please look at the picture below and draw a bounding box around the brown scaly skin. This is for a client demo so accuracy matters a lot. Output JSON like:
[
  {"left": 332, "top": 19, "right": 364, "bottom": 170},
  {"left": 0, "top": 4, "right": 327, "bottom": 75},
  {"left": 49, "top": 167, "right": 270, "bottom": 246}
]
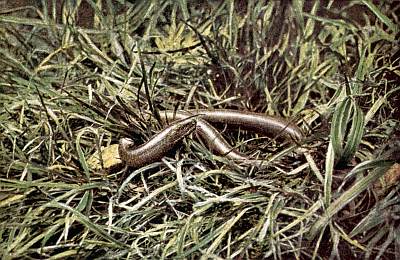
[{"left": 119, "top": 110, "right": 304, "bottom": 168}]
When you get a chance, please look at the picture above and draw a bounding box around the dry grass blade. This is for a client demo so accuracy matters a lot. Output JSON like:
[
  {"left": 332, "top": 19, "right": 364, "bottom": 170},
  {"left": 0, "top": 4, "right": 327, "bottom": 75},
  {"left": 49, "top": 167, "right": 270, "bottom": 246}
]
[{"left": 45, "top": 202, "right": 129, "bottom": 249}]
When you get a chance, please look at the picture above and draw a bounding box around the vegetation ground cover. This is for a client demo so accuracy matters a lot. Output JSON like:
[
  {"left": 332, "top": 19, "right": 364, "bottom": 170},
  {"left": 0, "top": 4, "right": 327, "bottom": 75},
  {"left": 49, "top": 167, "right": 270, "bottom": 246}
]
[{"left": 0, "top": 1, "right": 399, "bottom": 259}]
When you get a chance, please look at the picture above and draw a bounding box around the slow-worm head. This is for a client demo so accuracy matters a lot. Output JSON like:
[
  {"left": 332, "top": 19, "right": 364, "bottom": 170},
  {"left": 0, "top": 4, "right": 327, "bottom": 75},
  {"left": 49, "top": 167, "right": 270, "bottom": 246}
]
[{"left": 119, "top": 116, "right": 198, "bottom": 168}]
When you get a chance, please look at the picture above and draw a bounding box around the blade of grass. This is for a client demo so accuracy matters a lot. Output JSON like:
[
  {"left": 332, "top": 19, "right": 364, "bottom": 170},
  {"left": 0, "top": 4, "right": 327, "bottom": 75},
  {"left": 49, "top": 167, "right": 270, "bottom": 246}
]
[
  {"left": 330, "top": 97, "right": 352, "bottom": 159},
  {"left": 361, "top": 0, "right": 398, "bottom": 33},
  {"left": 45, "top": 202, "right": 129, "bottom": 249},
  {"left": 341, "top": 103, "right": 365, "bottom": 164},
  {"left": 308, "top": 162, "right": 392, "bottom": 240}
]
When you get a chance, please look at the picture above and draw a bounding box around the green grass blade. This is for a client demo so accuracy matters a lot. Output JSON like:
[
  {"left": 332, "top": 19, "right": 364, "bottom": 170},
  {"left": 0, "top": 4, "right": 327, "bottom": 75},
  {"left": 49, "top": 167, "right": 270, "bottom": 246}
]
[{"left": 361, "top": 0, "right": 399, "bottom": 33}]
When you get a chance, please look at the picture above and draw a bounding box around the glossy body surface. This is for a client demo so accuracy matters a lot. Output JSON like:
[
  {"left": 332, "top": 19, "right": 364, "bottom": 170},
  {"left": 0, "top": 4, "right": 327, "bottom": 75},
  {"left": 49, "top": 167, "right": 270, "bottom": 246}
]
[
  {"left": 119, "top": 117, "right": 197, "bottom": 167},
  {"left": 119, "top": 110, "right": 304, "bottom": 167},
  {"left": 162, "top": 109, "right": 303, "bottom": 141}
]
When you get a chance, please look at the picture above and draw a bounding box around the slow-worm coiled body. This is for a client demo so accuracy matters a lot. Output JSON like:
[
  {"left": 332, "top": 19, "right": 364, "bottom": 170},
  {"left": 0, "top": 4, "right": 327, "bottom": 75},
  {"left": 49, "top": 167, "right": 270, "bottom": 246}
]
[
  {"left": 119, "top": 110, "right": 303, "bottom": 167},
  {"left": 119, "top": 116, "right": 197, "bottom": 168}
]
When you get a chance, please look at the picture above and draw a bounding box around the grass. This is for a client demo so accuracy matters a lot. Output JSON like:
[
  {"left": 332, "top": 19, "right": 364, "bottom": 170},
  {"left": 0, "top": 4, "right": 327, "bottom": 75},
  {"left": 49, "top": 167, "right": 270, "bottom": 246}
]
[{"left": 0, "top": 0, "right": 399, "bottom": 259}]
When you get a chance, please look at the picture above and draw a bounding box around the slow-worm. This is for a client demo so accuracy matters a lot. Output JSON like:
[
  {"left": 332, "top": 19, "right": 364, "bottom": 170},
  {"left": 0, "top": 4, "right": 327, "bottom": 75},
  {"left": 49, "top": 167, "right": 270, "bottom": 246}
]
[
  {"left": 119, "top": 109, "right": 304, "bottom": 167},
  {"left": 119, "top": 116, "right": 198, "bottom": 168}
]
